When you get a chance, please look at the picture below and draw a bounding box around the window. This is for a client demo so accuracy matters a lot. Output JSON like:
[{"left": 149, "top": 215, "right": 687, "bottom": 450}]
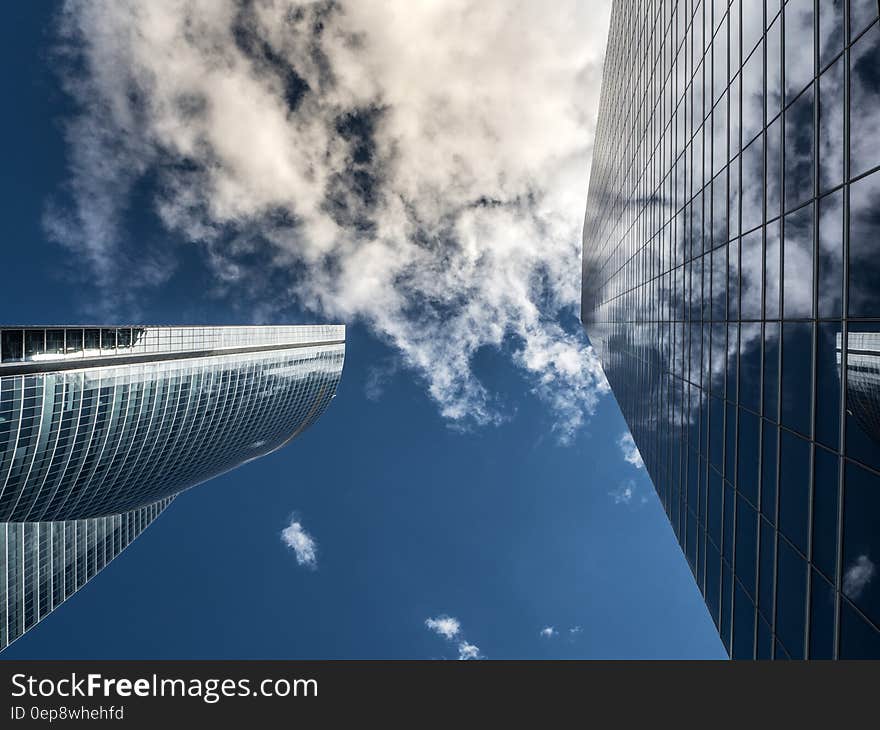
[
  {"left": 65, "top": 329, "right": 83, "bottom": 354},
  {"left": 812, "top": 446, "right": 840, "bottom": 581},
  {"left": 24, "top": 330, "right": 44, "bottom": 359},
  {"left": 1, "top": 330, "right": 23, "bottom": 362},
  {"left": 736, "top": 494, "right": 758, "bottom": 599},
  {"left": 780, "top": 322, "right": 813, "bottom": 436},
  {"left": 848, "top": 171, "right": 880, "bottom": 318},
  {"left": 775, "top": 536, "right": 807, "bottom": 659},
  {"left": 809, "top": 569, "right": 836, "bottom": 659},
  {"left": 779, "top": 430, "right": 811, "bottom": 554},
  {"left": 842, "top": 460, "right": 880, "bottom": 628}
]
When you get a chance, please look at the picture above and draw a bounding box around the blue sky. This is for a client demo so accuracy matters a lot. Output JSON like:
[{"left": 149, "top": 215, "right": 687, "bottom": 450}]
[{"left": 1, "top": 1, "right": 725, "bottom": 659}]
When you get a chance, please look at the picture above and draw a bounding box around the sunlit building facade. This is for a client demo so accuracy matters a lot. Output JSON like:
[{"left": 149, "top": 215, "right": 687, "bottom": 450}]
[
  {"left": 0, "top": 325, "right": 345, "bottom": 651},
  {"left": 582, "top": 0, "right": 880, "bottom": 658}
]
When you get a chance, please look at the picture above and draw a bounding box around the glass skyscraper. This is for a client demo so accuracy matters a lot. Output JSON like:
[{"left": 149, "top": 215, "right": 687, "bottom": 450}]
[
  {"left": 0, "top": 325, "right": 344, "bottom": 651},
  {"left": 582, "top": 1, "right": 880, "bottom": 658}
]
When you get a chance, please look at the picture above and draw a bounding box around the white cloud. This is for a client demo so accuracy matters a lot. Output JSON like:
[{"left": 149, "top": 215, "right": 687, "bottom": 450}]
[
  {"left": 618, "top": 432, "right": 644, "bottom": 469},
  {"left": 280, "top": 516, "right": 318, "bottom": 569},
  {"left": 609, "top": 480, "right": 635, "bottom": 505},
  {"left": 539, "top": 626, "right": 557, "bottom": 638},
  {"left": 569, "top": 626, "right": 582, "bottom": 636},
  {"left": 843, "top": 555, "right": 875, "bottom": 600},
  {"left": 50, "top": 0, "right": 612, "bottom": 440},
  {"left": 425, "top": 614, "right": 483, "bottom": 659},
  {"left": 425, "top": 615, "right": 461, "bottom": 640}
]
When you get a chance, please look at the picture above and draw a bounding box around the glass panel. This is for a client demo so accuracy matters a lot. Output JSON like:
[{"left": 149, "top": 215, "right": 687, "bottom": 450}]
[
  {"left": 728, "top": 240, "right": 739, "bottom": 319},
  {"left": 818, "top": 57, "right": 845, "bottom": 193},
  {"left": 741, "top": 39, "right": 764, "bottom": 146},
  {"left": 64, "top": 328, "right": 83, "bottom": 354},
  {"left": 759, "top": 519, "right": 776, "bottom": 620},
  {"left": 782, "top": 204, "right": 813, "bottom": 319},
  {"left": 761, "top": 423, "right": 778, "bottom": 523},
  {"left": 842, "top": 460, "right": 880, "bottom": 628},
  {"left": 778, "top": 430, "right": 810, "bottom": 554},
  {"left": 45, "top": 330, "right": 64, "bottom": 355},
  {"left": 100, "top": 329, "right": 116, "bottom": 351},
  {"left": 817, "top": 190, "right": 843, "bottom": 318},
  {"left": 736, "top": 493, "right": 758, "bottom": 599},
  {"left": 732, "top": 580, "right": 756, "bottom": 658},
  {"left": 725, "top": 401, "right": 737, "bottom": 479},
  {"left": 766, "top": 115, "right": 782, "bottom": 220},
  {"left": 706, "top": 539, "right": 722, "bottom": 627},
  {"left": 740, "top": 229, "right": 763, "bottom": 318},
  {"left": 764, "top": 323, "right": 780, "bottom": 421},
  {"left": 850, "top": 22, "right": 880, "bottom": 178},
  {"left": 24, "top": 330, "right": 44, "bottom": 358},
  {"left": 781, "top": 323, "right": 814, "bottom": 437},
  {"left": 765, "top": 220, "right": 781, "bottom": 318},
  {"left": 848, "top": 171, "right": 880, "bottom": 318},
  {"left": 83, "top": 329, "right": 100, "bottom": 352},
  {"left": 723, "top": 481, "right": 735, "bottom": 560},
  {"left": 775, "top": 537, "right": 807, "bottom": 659},
  {"left": 784, "top": 2, "right": 814, "bottom": 103},
  {"left": 741, "top": 137, "right": 764, "bottom": 232},
  {"left": 739, "top": 323, "right": 762, "bottom": 412},
  {"left": 766, "top": 14, "right": 782, "bottom": 121},
  {"left": 721, "top": 560, "right": 733, "bottom": 652},
  {"left": 708, "top": 469, "right": 723, "bottom": 548},
  {"left": 818, "top": 0, "right": 845, "bottom": 68},
  {"left": 844, "top": 324, "right": 880, "bottom": 472},
  {"left": 1, "top": 330, "right": 23, "bottom": 362},
  {"left": 713, "top": 172, "right": 728, "bottom": 247},
  {"left": 757, "top": 614, "right": 773, "bottom": 659},
  {"left": 815, "top": 322, "right": 841, "bottom": 450},
  {"left": 710, "top": 395, "right": 725, "bottom": 468},
  {"left": 812, "top": 446, "right": 839, "bottom": 582},
  {"left": 742, "top": 0, "right": 764, "bottom": 59},
  {"left": 738, "top": 409, "right": 760, "bottom": 504},
  {"left": 784, "top": 87, "right": 814, "bottom": 212},
  {"left": 850, "top": 0, "right": 880, "bottom": 39},
  {"left": 839, "top": 598, "right": 880, "bottom": 659},
  {"left": 712, "top": 247, "right": 727, "bottom": 321},
  {"left": 809, "top": 570, "right": 836, "bottom": 659}
]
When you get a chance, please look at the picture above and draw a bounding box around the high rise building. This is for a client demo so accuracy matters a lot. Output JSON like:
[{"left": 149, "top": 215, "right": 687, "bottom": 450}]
[
  {"left": 582, "top": 1, "right": 880, "bottom": 658},
  {"left": 0, "top": 325, "right": 344, "bottom": 651}
]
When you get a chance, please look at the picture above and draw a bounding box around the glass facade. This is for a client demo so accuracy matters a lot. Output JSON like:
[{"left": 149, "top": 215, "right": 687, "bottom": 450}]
[
  {"left": 0, "top": 325, "right": 345, "bottom": 651},
  {"left": 0, "top": 498, "right": 172, "bottom": 651},
  {"left": 582, "top": 0, "right": 880, "bottom": 658}
]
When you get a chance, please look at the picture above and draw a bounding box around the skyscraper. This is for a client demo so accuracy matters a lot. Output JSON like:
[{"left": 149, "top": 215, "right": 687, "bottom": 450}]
[
  {"left": 0, "top": 325, "right": 345, "bottom": 651},
  {"left": 582, "top": 1, "right": 880, "bottom": 658}
]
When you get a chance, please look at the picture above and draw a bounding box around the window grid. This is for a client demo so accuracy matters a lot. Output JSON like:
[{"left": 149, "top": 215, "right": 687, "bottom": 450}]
[{"left": 583, "top": 0, "right": 880, "bottom": 658}]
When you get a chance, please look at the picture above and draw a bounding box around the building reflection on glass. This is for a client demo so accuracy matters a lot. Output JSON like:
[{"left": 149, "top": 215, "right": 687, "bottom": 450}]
[
  {"left": 837, "top": 332, "right": 880, "bottom": 446},
  {"left": 582, "top": 2, "right": 880, "bottom": 659}
]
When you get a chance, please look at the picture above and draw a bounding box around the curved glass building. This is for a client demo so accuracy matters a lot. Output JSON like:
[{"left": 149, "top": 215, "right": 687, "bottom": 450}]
[{"left": 0, "top": 324, "right": 345, "bottom": 651}]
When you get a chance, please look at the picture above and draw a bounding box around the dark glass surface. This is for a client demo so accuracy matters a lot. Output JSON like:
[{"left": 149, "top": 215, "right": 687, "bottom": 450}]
[
  {"left": 809, "top": 570, "right": 836, "bottom": 659},
  {"left": 839, "top": 599, "right": 880, "bottom": 659},
  {"left": 1, "top": 331, "right": 23, "bottom": 363},
  {"left": 582, "top": 0, "right": 880, "bottom": 657},
  {"left": 736, "top": 494, "right": 758, "bottom": 600},
  {"left": 776, "top": 537, "right": 807, "bottom": 659},
  {"left": 849, "top": 172, "right": 880, "bottom": 318},
  {"left": 812, "top": 446, "right": 840, "bottom": 582},
  {"left": 778, "top": 430, "right": 810, "bottom": 554},
  {"left": 842, "top": 460, "right": 880, "bottom": 628},
  {"left": 733, "top": 580, "right": 756, "bottom": 659}
]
